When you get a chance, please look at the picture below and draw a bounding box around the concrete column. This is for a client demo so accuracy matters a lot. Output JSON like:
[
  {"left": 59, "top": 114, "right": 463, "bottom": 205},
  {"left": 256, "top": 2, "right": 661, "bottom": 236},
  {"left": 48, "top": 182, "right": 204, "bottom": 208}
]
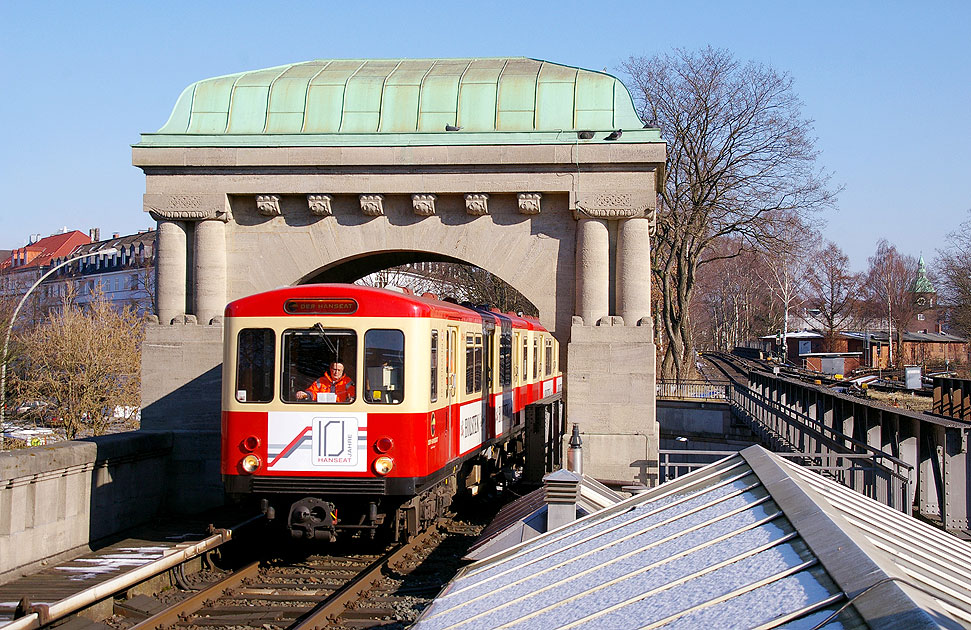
[
  {"left": 194, "top": 219, "right": 227, "bottom": 325},
  {"left": 616, "top": 217, "right": 652, "bottom": 326},
  {"left": 575, "top": 218, "right": 609, "bottom": 325},
  {"left": 156, "top": 220, "right": 187, "bottom": 324}
]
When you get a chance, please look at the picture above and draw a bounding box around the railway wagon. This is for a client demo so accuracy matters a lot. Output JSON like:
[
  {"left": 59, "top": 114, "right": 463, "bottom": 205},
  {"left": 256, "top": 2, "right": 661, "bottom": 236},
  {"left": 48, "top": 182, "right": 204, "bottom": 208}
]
[{"left": 221, "top": 284, "right": 562, "bottom": 541}]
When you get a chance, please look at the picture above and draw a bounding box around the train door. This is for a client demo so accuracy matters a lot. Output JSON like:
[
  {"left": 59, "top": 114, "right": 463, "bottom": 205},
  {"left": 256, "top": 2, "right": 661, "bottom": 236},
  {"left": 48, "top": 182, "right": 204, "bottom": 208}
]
[{"left": 445, "top": 326, "right": 459, "bottom": 458}]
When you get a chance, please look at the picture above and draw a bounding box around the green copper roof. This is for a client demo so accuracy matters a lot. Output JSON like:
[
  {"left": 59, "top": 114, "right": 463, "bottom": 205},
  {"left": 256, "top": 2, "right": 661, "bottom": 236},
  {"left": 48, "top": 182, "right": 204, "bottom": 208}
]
[
  {"left": 139, "top": 58, "right": 660, "bottom": 147},
  {"left": 911, "top": 256, "right": 936, "bottom": 294}
]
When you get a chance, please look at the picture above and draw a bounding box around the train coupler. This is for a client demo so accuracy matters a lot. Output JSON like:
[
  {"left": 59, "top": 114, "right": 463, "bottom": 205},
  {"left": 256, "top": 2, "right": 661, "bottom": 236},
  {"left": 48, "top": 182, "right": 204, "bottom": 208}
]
[{"left": 288, "top": 497, "right": 336, "bottom": 541}]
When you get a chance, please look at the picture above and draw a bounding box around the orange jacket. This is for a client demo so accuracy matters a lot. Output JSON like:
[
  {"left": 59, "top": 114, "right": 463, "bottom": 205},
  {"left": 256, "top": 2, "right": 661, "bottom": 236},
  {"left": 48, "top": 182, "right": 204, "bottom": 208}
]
[{"left": 305, "top": 373, "right": 355, "bottom": 403}]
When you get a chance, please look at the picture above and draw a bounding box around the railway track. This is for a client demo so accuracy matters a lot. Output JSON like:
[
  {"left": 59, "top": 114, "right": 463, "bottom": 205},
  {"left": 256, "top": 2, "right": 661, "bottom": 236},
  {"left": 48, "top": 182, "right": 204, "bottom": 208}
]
[
  {"left": 2, "top": 510, "right": 489, "bottom": 630},
  {"left": 700, "top": 351, "right": 753, "bottom": 383},
  {"left": 110, "top": 518, "right": 479, "bottom": 630}
]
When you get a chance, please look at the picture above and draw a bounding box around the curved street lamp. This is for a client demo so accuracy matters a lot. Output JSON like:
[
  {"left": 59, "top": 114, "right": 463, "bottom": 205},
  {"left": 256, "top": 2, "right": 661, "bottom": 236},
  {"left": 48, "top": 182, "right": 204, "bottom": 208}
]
[{"left": 1, "top": 248, "right": 117, "bottom": 448}]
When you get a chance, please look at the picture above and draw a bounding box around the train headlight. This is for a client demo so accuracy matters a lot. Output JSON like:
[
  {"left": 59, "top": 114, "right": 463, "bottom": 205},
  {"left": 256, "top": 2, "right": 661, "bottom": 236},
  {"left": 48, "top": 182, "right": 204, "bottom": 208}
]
[
  {"left": 373, "top": 456, "right": 394, "bottom": 476},
  {"left": 241, "top": 454, "right": 262, "bottom": 473},
  {"left": 242, "top": 436, "right": 260, "bottom": 451},
  {"left": 374, "top": 437, "right": 394, "bottom": 453}
]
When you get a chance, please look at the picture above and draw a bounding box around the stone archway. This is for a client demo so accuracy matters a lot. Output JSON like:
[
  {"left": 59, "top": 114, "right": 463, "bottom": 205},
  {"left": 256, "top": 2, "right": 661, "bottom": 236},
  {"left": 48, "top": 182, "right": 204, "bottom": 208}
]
[{"left": 135, "top": 57, "right": 665, "bottom": 508}]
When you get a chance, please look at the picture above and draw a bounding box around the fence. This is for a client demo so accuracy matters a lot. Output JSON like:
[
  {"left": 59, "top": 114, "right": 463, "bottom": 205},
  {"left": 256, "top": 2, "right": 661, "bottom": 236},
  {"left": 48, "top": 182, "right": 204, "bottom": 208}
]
[{"left": 656, "top": 380, "right": 729, "bottom": 400}]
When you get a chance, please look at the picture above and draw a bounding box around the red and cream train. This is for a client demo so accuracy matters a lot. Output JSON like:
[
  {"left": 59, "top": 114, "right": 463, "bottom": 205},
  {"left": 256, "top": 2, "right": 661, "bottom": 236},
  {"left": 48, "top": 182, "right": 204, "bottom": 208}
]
[{"left": 221, "top": 284, "right": 561, "bottom": 540}]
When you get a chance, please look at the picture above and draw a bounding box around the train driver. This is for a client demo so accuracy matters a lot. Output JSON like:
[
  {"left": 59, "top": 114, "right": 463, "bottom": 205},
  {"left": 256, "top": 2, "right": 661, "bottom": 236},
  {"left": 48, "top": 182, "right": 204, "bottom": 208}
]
[{"left": 295, "top": 362, "right": 356, "bottom": 403}]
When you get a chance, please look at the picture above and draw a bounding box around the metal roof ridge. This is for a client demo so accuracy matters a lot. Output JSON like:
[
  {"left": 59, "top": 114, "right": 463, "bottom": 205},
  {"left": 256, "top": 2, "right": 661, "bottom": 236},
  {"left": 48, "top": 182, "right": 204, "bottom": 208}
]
[{"left": 742, "top": 446, "right": 962, "bottom": 628}]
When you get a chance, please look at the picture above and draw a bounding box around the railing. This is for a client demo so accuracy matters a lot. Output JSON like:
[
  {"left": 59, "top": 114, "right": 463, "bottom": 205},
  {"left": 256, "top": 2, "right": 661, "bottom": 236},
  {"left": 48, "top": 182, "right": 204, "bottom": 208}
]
[
  {"left": 659, "top": 449, "right": 734, "bottom": 482},
  {"left": 729, "top": 383, "right": 912, "bottom": 512},
  {"left": 933, "top": 375, "right": 971, "bottom": 422},
  {"left": 659, "top": 448, "right": 909, "bottom": 508},
  {"left": 656, "top": 379, "right": 729, "bottom": 400}
]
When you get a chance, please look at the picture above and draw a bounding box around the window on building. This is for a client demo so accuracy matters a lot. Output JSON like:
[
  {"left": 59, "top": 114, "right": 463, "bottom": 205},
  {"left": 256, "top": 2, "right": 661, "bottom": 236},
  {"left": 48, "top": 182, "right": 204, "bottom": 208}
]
[{"left": 917, "top": 313, "right": 925, "bottom": 321}]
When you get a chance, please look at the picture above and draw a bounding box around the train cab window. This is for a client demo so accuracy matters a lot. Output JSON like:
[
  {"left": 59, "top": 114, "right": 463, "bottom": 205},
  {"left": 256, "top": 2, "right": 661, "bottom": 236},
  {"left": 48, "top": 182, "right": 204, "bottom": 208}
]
[
  {"left": 282, "top": 328, "right": 356, "bottom": 403},
  {"left": 545, "top": 337, "right": 554, "bottom": 376},
  {"left": 430, "top": 331, "right": 439, "bottom": 402},
  {"left": 364, "top": 329, "right": 404, "bottom": 404},
  {"left": 466, "top": 333, "right": 483, "bottom": 394},
  {"left": 235, "top": 328, "right": 275, "bottom": 403}
]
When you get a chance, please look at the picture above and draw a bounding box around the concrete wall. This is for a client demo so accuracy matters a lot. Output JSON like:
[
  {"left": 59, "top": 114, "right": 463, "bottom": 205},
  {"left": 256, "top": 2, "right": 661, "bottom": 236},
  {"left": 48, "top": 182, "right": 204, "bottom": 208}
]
[
  {"left": 567, "top": 320, "right": 657, "bottom": 486},
  {"left": 657, "top": 400, "right": 736, "bottom": 440},
  {"left": 0, "top": 431, "right": 172, "bottom": 584},
  {"left": 141, "top": 324, "right": 225, "bottom": 511}
]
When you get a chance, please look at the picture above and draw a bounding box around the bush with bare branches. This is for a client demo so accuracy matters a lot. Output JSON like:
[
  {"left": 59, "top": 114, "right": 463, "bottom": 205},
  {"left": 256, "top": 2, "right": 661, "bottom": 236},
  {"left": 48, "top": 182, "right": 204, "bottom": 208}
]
[{"left": 12, "top": 290, "right": 143, "bottom": 439}]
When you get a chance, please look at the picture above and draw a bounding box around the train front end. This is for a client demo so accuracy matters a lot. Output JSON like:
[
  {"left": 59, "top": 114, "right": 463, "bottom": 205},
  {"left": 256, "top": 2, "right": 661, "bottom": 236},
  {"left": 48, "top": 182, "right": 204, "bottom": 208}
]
[{"left": 221, "top": 285, "right": 437, "bottom": 541}]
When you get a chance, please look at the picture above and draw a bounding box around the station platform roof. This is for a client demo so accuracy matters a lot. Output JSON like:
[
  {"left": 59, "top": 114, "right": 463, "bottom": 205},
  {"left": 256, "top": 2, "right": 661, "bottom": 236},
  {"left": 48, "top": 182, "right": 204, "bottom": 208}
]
[{"left": 415, "top": 446, "right": 971, "bottom": 629}]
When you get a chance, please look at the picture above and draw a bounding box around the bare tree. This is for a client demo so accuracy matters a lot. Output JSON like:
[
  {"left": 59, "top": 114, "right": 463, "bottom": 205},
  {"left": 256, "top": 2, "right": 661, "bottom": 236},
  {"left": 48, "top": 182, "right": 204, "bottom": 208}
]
[
  {"left": 805, "top": 242, "right": 863, "bottom": 352},
  {"left": 865, "top": 239, "right": 918, "bottom": 367},
  {"left": 12, "top": 288, "right": 143, "bottom": 439},
  {"left": 623, "top": 47, "right": 838, "bottom": 378},
  {"left": 692, "top": 241, "right": 770, "bottom": 352},
  {"left": 937, "top": 211, "right": 971, "bottom": 338},
  {"left": 755, "top": 219, "right": 817, "bottom": 346}
]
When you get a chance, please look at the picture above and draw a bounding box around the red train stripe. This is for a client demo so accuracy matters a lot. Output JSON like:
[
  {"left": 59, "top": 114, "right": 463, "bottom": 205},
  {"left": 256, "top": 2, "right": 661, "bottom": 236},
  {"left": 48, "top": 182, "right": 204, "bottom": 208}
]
[{"left": 268, "top": 425, "right": 312, "bottom": 468}]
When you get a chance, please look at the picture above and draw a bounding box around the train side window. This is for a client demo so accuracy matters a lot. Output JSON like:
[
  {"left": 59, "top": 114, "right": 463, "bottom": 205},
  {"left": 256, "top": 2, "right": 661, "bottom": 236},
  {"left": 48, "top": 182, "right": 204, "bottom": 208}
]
[
  {"left": 430, "top": 330, "right": 439, "bottom": 403},
  {"left": 465, "top": 333, "right": 483, "bottom": 394},
  {"left": 522, "top": 336, "right": 528, "bottom": 383},
  {"left": 533, "top": 337, "right": 539, "bottom": 380},
  {"left": 547, "top": 337, "right": 554, "bottom": 376},
  {"left": 512, "top": 332, "right": 520, "bottom": 384},
  {"left": 365, "top": 329, "right": 405, "bottom": 404},
  {"left": 282, "top": 328, "right": 357, "bottom": 403},
  {"left": 475, "top": 335, "right": 483, "bottom": 392},
  {"left": 236, "top": 328, "right": 275, "bottom": 403},
  {"left": 500, "top": 331, "right": 512, "bottom": 387}
]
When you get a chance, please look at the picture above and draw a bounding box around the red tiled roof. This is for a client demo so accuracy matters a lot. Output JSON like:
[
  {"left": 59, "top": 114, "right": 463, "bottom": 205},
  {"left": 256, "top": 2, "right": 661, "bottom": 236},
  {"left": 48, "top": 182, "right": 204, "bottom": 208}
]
[{"left": 2, "top": 231, "right": 91, "bottom": 271}]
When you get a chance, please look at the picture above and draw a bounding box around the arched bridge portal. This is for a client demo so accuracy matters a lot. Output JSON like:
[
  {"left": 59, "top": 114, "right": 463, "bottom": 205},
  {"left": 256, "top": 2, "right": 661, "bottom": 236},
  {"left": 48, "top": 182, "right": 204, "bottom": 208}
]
[{"left": 134, "top": 58, "right": 665, "bottom": 507}]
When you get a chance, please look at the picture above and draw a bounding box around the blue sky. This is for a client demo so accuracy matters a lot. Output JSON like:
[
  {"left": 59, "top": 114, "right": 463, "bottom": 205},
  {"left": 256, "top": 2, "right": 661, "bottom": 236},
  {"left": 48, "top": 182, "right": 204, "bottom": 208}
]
[{"left": 1, "top": 1, "right": 968, "bottom": 270}]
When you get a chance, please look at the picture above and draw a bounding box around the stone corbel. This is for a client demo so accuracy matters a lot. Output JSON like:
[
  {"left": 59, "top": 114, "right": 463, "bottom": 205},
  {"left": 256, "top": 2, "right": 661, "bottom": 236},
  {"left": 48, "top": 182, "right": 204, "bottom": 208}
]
[
  {"left": 360, "top": 194, "right": 384, "bottom": 216},
  {"left": 256, "top": 195, "right": 282, "bottom": 217},
  {"left": 573, "top": 191, "right": 653, "bottom": 220},
  {"left": 465, "top": 193, "right": 489, "bottom": 216},
  {"left": 144, "top": 193, "right": 232, "bottom": 223},
  {"left": 412, "top": 194, "right": 437, "bottom": 216},
  {"left": 517, "top": 193, "right": 542, "bottom": 215},
  {"left": 647, "top": 206, "right": 658, "bottom": 236},
  {"left": 308, "top": 194, "right": 333, "bottom": 217}
]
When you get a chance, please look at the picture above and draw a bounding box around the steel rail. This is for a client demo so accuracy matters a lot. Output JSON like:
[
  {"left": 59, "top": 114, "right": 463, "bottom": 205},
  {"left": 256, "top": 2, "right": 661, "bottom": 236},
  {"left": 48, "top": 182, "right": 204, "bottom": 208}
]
[
  {"left": 128, "top": 561, "right": 260, "bottom": 630},
  {"left": 289, "top": 524, "right": 439, "bottom": 630},
  {"left": 1, "top": 514, "right": 263, "bottom": 630}
]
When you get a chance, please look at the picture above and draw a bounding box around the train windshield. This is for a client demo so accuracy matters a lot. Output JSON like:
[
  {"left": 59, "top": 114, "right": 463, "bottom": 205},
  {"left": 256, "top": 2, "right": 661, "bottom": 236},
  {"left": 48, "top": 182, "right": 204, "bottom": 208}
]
[
  {"left": 282, "top": 328, "right": 357, "bottom": 404},
  {"left": 235, "top": 328, "right": 275, "bottom": 403}
]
